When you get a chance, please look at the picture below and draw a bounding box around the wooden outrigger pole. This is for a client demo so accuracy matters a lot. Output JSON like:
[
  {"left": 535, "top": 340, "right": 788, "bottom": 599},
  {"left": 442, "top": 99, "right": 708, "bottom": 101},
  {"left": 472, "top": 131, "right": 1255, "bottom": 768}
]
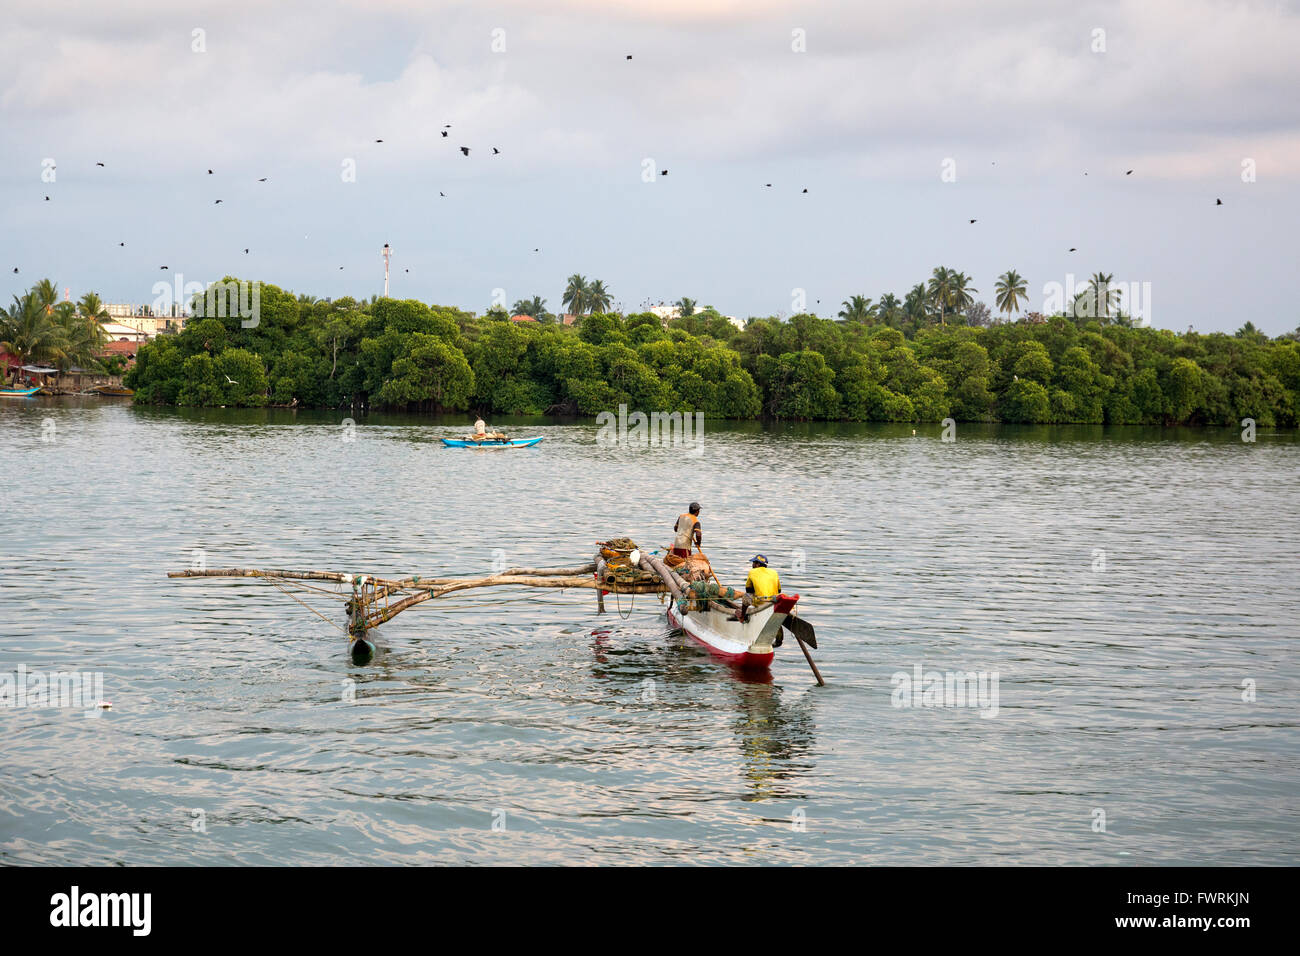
[
  {"left": 166, "top": 562, "right": 666, "bottom": 663},
  {"left": 168, "top": 543, "right": 825, "bottom": 683}
]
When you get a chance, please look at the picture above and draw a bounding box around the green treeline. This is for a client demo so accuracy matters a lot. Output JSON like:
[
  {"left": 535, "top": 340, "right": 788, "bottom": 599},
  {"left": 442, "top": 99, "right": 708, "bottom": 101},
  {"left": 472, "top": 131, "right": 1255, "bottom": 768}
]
[{"left": 122, "top": 277, "right": 1300, "bottom": 427}]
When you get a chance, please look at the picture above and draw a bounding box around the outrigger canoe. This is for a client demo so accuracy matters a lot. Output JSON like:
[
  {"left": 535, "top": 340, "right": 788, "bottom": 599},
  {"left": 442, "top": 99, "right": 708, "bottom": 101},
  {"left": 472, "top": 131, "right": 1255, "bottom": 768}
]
[
  {"left": 666, "top": 592, "right": 811, "bottom": 672},
  {"left": 441, "top": 436, "right": 543, "bottom": 448}
]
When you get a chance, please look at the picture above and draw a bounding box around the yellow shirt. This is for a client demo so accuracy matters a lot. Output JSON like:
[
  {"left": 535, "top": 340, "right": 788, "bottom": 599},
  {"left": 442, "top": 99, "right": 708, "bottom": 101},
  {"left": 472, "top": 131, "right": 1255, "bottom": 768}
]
[{"left": 745, "top": 566, "right": 780, "bottom": 599}]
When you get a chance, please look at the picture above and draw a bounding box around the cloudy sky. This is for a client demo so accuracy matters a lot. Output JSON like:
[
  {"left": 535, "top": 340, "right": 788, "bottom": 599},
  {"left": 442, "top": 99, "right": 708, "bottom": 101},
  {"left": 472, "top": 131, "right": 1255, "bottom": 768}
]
[{"left": 2, "top": 0, "right": 1297, "bottom": 332}]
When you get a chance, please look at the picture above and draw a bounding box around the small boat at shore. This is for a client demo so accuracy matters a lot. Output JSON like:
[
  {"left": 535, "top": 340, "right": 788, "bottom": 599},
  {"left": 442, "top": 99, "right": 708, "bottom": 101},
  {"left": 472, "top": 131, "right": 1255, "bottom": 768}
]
[
  {"left": 0, "top": 386, "right": 41, "bottom": 397},
  {"left": 91, "top": 385, "right": 134, "bottom": 396},
  {"left": 442, "top": 436, "right": 543, "bottom": 448}
]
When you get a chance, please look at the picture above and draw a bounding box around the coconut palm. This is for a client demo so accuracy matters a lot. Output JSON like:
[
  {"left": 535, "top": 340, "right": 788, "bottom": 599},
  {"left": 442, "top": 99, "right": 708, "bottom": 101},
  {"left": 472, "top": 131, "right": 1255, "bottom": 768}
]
[
  {"left": 903, "top": 283, "right": 929, "bottom": 324},
  {"left": 511, "top": 295, "right": 549, "bottom": 318},
  {"left": 1, "top": 293, "right": 68, "bottom": 373},
  {"left": 994, "top": 270, "right": 1028, "bottom": 323},
  {"left": 674, "top": 297, "right": 697, "bottom": 318},
  {"left": 78, "top": 292, "right": 110, "bottom": 322},
  {"left": 586, "top": 279, "right": 612, "bottom": 313},
  {"left": 948, "top": 271, "right": 977, "bottom": 318},
  {"left": 927, "top": 267, "right": 955, "bottom": 326},
  {"left": 1086, "top": 272, "right": 1120, "bottom": 321},
  {"left": 31, "top": 278, "right": 59, "bottom": 311},
  {"left": 562, "top": 274, "right": 589, "bottom": 315},
  {"left": 877, "top": 293, "right": 901, "bottom": 325},
  {"left": 55, "top": 309, "right": 108, "bottom": 372},
  {"left": 837, "top": 295, "right": 877, "bottom": 323}
]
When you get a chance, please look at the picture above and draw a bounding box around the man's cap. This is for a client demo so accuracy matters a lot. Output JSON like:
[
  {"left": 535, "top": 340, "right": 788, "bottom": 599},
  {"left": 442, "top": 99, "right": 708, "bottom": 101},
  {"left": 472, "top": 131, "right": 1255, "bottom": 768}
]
[{"left": 750, "top": 554, "right": 768, "bottom": 566}]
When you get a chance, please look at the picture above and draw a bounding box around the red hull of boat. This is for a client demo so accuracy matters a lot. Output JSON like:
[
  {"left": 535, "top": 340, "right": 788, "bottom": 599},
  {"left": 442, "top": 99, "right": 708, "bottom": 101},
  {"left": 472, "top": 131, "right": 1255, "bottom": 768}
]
[{"left": 666, "top": 603, "right": 775, "bottom": 671}]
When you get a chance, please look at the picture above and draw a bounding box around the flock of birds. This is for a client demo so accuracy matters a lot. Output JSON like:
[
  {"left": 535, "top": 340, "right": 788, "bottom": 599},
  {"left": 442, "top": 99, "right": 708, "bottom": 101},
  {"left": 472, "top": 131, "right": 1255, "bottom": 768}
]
[{"left": 12, "top": 56, "right": 1233, "bottom": 282}]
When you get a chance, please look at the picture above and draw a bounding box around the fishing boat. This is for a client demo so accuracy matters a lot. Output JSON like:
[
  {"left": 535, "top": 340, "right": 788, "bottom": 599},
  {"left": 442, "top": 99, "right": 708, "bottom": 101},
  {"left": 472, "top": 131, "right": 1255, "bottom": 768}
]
[
  {"left": 167, "top": 534, "right": 824, "bottom": 684},
  {"left": 0, "top": 386, "right": 41, "bottom": 397},
  {"left": 92, "top": 385, "right": 134, "bottom": 397},
  {"left": 441, "top": 436, "right": 543, "bottom": 448},
  {"left": 667, "top": 592, "right": 809, "bottom": 672}
]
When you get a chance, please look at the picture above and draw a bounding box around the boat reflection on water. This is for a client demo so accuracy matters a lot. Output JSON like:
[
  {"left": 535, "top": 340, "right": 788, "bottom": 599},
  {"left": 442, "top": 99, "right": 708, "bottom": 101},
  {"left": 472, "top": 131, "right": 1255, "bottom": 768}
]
[{"left": 589, "top": 622, "right": 818, "bottom": 803}]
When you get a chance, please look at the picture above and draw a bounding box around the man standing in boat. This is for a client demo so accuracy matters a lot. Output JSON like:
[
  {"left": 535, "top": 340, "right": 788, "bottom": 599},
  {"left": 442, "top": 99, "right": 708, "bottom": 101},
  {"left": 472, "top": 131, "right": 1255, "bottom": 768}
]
[{"left": 671, "top": 502, "right": 702, "bottom": 558}]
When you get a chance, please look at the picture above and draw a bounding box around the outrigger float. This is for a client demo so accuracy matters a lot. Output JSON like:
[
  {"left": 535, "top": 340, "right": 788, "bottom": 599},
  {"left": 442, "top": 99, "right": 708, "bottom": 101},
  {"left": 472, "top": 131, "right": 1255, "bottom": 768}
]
[{"left": 168, "top": 538, "right": 823, "bottom": 684}]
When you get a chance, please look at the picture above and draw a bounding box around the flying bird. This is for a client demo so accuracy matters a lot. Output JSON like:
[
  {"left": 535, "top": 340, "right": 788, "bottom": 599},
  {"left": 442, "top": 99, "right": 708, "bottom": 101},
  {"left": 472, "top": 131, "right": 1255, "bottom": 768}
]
[
  {"left": 375, "top": 139, "right": 383, "bottom": 143},
  {"left": 119, "top": 242, "right": 124, "bottom": 247},
  {"left": 626, "top": 55, "right": 632, "bottom": 60},
  {"left": 224, "top": 375, "right": 238, "bottom": 385},
  {"left": 460, "top": 147, "right": 470, "bottom": 156},
  {"left": 802, "top": 188, "right": 808, "bottom": 193},
  {"left": 1126, "top": 170, "right": 1133, "bottom": 175},
  {"left": 257, "top": 177, "right": 267, "bottom": 182},
  {"left": 439, "top": 191, "right": 446, "bottom": 197},
  {"left": 214, "top": 199, "right": 223, "bottom": 204},
  {"left": 1216, "top": 198, "right": 1223, "bottom": 205},
  {"left": 1068, "top": 247, "right": 1077, "bottom": 252},
  {"left": 244, "top": 248, "right": 249, "bottom": 254},
  {"left": 207, "top": 169, "right": 213, "bottom": 174},
  {"left": 404, "top": 268, "right": 409, "bottom": 273},
  {"left": 11, "top": 267, "right": 17, "bottom": 274},
  {"left": 661, "top": 169, "right": 668, "bottom": 176},
  {"left": 969, "top": 219, "right": 976, "bottom": 223},
  {"left": 764, "top": 183, "right": 772, "bottom": 187},
  {"left": 160, "top": 266, "right": 169, "bottom": 270},
  {"left": 441, "top": 131, "right": 448, "bottom": 137},
  {"left": 492, "top": 147, "right": 500, "bottom": 155},
  {"left": 96, "top": 162, "right": 105, "bottom": 167},
  {"left": 44, "top": 196, "right": 50, "bottom": 201}
]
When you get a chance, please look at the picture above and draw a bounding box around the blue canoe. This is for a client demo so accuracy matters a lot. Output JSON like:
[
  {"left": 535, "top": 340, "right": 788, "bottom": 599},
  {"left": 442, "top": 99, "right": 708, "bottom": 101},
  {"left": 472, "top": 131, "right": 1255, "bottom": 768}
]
[
  {"left": 1, "top": 387, "right": 41, "bottom": 397},
  {"left": 442, "top": 436, "right": 543, "bottom": 448}
]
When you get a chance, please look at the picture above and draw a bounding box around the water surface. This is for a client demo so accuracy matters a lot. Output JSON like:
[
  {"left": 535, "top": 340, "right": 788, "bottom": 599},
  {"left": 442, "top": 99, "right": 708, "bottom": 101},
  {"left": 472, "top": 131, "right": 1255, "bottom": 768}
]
[{"left": 2, "top": 399, "right": 1297, "bottom": 864}]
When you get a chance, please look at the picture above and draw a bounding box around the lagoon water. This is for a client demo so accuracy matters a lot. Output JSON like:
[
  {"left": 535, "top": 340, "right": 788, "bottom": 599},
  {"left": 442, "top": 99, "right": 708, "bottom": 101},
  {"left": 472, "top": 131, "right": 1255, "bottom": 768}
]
[{"left": 2, "top": 398, "right": 1298, "bottom": 865}]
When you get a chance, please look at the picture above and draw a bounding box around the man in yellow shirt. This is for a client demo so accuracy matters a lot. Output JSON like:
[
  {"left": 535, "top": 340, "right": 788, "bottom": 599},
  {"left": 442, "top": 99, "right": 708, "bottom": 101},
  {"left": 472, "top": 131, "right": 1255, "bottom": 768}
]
[{"left": 745, "top": 554, "right": 780, "bottom": 599}]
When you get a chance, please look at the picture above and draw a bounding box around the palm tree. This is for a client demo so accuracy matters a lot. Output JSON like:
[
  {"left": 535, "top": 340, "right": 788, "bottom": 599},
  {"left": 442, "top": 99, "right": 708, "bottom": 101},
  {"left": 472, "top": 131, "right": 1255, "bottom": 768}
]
[
  {"left": 31, "top": 278, "right": 59, "bottom": 311},
  {"left": 994, "top": 270, "right": 1028, "bottom": 323},
  {"left": 1085, "top": 272, "right": 1119, "bottom": 321},
  {"left": 55, "top": 309, "right": 108, "bottom": 372},
  {"left": 586, "top": 279, "right": 612, "bottom": 313},
  {"left": 562, "top": 275, "right": 589, "bottom": 315},
  {"left": 877, "top": 293, "right": 901, "bottom": 325},
  {"left": 948, "top": 271, "right": 977, "bottom": 318},
  {"left": 837, "top": 295, "right": 877, "bottom": 323},
  {"left": 903, "top": 283, "right": 929, "bottom": 324},
  {"left": 78, "top": 292, "right": 110, "bottom": 322},
  {"left": 674, "top": 297, "right": 697, "bottom": 318},
  {"left": 1, "top": 293, "right": 68, "bottom": 375},
  {"left": 927, "top": 267, "right": 955, "bottom": 326},
  {"left": 511, "top": 295, "right": 549, "bottom": 318}
]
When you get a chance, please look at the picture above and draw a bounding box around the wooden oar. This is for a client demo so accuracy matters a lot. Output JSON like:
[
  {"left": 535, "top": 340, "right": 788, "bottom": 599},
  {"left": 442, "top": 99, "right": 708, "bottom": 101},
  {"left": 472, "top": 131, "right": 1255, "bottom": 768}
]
[
  {"left": 793, "top": 631, "right": 825, "bottom": 686},
  {"left": 781, "top": 610, "right": 823, "bottom": 685}
]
